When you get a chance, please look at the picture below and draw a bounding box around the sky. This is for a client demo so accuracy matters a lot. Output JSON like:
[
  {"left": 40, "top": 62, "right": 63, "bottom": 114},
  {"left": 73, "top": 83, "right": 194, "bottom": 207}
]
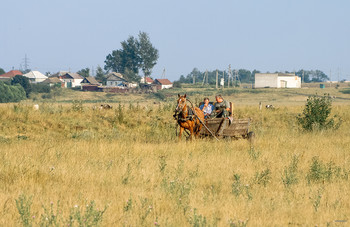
[{"left": 1, "top": 0, "right": 350, "bottom": 81}]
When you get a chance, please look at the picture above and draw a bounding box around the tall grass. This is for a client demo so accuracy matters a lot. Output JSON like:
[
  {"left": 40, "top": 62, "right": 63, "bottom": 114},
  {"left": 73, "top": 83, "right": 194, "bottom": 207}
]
[{"left": 0, "top": 101, "right": 350, "bottom": 226}]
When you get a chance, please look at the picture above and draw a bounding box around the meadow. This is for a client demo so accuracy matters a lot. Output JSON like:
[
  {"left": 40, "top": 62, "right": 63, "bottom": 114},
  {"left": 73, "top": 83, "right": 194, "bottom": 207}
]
[{"left": 0, "top": 87, "right": 350, "bottom": 226}]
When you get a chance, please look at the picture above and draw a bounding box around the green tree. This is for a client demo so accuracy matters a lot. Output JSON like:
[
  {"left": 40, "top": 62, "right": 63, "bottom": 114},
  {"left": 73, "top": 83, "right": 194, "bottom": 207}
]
[
  {"left": 11, "top": 75, "right": 32, "bottom": 97},
  {"left": 238, "top": 69, "right": 252, "bottom": 83},
  {"left": 104, "top": 31, "right": 159, "bottom": 81},
  {"left": 95, "top": 65, "right": 106, "bottom": 85},
  {"left": 105, "top": 50, "right": 124, "bottom": 74},
  {"left": 296, "top": 70, "right": 311, "bottom": 83},
  {"left": 0, "top": 67, "right": 5, "bottom": 75},
  {"left": 124, "top": 68, "right": 141, "bottom": 83},
  {"left": 138, "top": 31, "right": 159, "bottom": 77},
  {"left": 104, "top": 36, "right": 141, "bottom": 75},
  {"left": 311, "top": 70, "right": 329, "bottom": 82},
  {"left": 77, "top": 68, "right": 90, "bottom": 78},
  {"left": 296, "top": 69, "right": 328, "bottom": 83},
  {"left": 121, "top": 36, "right": 141, "bottom": 74}
]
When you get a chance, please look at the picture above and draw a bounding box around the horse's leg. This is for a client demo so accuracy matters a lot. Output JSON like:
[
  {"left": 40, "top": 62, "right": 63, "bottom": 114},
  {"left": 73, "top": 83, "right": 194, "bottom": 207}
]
[
  {"left": 189, "top": 124, "right": 194, "bottom": 140},
  {"left": 195, "top": 123, "right": 202, "bottom": 138},
  {"left": 179, "top": 127, "right": 184, "bottom": 141},
  {"left": 196, "top": 121, "right": 202, "bottom": 138}
]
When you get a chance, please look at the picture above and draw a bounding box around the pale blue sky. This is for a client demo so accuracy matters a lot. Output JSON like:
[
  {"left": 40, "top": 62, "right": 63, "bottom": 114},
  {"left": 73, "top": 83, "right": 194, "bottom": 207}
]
[{"left": 1, "top": 0, "right": 349, "bottom": 81}]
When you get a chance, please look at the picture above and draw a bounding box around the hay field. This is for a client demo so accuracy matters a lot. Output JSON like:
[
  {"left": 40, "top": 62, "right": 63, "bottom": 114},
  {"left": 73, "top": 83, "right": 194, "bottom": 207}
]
[{"left": 0, "top": 88, "right": 350, "bottom": 226}]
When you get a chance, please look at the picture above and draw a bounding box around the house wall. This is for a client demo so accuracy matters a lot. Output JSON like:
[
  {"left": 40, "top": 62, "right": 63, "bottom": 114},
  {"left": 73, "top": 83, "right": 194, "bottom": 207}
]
[
  {"left": 62, "top": 78, "right": 83, "bottom": 88},
  {"left": 255, "top": 74, "right": 278, "bottom": 88},
  {"left": 161, "top": 84, "right": 173, "bottom": 89},
  {"left": 35, "top": 78, "right": 47, "bottom": 83},
  {"left": 255, "top": 73, "right": 301, "bottom": 88},
  {"left": 277, "top": 76, "right": 301, "bottom": 88},
  {"left": 73, "top": 79, "right": 83, "bottom": 87},
  {"left": 106, "top": 80, "right": 125, "bottom": 87}
]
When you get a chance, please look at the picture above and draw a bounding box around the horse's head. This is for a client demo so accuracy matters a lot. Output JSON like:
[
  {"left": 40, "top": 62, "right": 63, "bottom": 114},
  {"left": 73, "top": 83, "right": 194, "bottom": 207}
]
[{"left": 176, "top": 94, "right": 187, "bottom": 112}]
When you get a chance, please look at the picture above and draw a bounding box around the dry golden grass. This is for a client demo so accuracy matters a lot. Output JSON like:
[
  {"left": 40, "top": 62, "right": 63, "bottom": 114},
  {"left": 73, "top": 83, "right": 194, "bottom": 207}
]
[{"left": 0, "top": 90, "right": 350, "bottom": 226}]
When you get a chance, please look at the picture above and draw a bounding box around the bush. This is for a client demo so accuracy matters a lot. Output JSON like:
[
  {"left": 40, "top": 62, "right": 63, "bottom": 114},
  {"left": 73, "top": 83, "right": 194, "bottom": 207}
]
[
  {"left": 11, "top": 75, "right": 32, "bottom": 97},
  {"left": 306, "top": 156, "right": 341, "bottom": 184},
  {"left": 173, "top": 81, "right": 182, "bottom": 88},
  {"left": 0, "top": 82, "right": 26, "bottom": 103},
  {"left": 297, "top": 94, "right": 341, "bottom": 131},
  {"left": 31, "top": 83, "right": 51, "bottom": 93},
  {"left": 340, "top": 88, "right": 350, "bottom": 94}
]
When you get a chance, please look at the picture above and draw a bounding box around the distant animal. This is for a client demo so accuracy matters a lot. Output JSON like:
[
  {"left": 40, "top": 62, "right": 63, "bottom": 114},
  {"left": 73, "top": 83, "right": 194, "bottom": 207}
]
[
  {"left": 265, "top": 104, "right": 275, "bottom": 109},
  {"left": 100, "top": 104, "right": 112, "bottom": 110},
  {"left": 175, "top": 94, "right": 204, "bottom": 141}
]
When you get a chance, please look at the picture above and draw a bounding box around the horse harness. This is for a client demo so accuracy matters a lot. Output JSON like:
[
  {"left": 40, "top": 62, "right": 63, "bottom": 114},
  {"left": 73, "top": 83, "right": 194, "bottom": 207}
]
[{"left": 174, "top": 107, "right": 197, "bottom": 122}]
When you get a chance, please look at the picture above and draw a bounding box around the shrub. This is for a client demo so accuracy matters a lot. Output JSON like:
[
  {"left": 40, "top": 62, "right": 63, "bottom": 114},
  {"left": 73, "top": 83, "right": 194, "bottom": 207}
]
[
  {"left": 11, "top": 75, "right": 32, "bottom": 97},
  {"left": 153, "top": 92, "right": 166, "bottom": 101},
  {"left": 31, "top": 83, "right": 51, "bottom": 93},
  {"left": 340, "top": 88, "right": 350, "bottom": 94},
  {"left": 15, "top": 194, "right": 33, "bottom": 227},
  {"left": 297, "top": 94, "right": 341, "bottom": 131},
  {"left": 306, "top": 156, "right": 341, "bottom": 184},
  {"left": 282, "top": 155, "right": 299, "bottom": 187},
  {"left": 254, "top": 168, "right": 271, "bottom": 187},
  {"left": 173, "top": 81, "right": 182, "bottom": 88},
  {"left": 0, "top": 82, "right": 26, "bottom": 103}
]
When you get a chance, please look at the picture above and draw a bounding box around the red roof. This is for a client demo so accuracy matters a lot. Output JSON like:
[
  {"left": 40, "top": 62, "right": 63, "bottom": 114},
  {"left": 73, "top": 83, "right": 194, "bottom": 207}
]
[
  {"left": 154, "top": 79, "right": 172, "bottom": 85},
  {"left": 145, "top": 77, "right": 153, "bottom": 83},
  {"left": 0, "top": 70, "right": 23, "bottom": 78}
]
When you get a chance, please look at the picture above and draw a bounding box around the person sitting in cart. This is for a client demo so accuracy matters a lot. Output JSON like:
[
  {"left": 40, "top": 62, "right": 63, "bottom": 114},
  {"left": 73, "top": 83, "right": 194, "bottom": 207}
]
[
  {"left": 199, "top": 97, "right": 214, "bottom": 118},
  {"left": 212, "top": 95, "right": 230, "bottom": 118}
]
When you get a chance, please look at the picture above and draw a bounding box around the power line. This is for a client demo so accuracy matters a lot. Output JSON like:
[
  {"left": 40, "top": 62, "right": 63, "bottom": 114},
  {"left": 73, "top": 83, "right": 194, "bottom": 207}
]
[{"left": 22, "top": 54, "right": 30, "bottom": 71}]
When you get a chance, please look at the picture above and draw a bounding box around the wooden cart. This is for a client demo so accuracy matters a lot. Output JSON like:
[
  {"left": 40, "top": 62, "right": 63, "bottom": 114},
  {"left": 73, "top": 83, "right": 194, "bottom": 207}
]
[
  {"left": 198, "top": 102, "right": 254, "bottom": 141},
  {"left": 199, "top": 117, "right": 254, "bottom": 140}
]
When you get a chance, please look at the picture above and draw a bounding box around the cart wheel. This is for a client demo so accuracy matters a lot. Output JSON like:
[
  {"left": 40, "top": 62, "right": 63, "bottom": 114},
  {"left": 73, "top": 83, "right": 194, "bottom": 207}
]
[{"left": 247, "top": 131, "right": 255, "bottom": 143}]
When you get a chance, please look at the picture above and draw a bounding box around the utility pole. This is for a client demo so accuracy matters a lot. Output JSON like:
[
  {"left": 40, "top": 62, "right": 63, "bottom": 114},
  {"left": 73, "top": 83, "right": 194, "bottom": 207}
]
[
  {"left": 302, "top": 69, "right": 304, "bottom": 87},
  {"left": 329, "top": 69, "right": 332, "bottom": 87},
  {"left": 228, "top": 65, "right": 232, "bottom": 88},
  {"left": 162, "top": 68, "right": 166, "bottom": 79},
  {"left": 216, "top": 69, "right": 218, "bottom": 89},
  {"left": 193, "top": 73, "right": 195, "bottom": 84},
  {"left": 223, "top": 71, "right": 225, "bottom": 88}
]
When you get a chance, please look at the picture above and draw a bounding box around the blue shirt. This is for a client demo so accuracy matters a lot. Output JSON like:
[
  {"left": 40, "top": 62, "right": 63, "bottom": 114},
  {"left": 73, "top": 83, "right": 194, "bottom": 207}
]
[{"left": 199, "top": 103, "right": 214, "bottom": 117}]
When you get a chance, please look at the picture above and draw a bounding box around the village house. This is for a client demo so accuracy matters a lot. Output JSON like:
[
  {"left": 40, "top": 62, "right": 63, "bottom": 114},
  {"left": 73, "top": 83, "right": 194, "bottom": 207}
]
[
  {"left": 81, "top": 76, "right": 101, "bottom": 91},
  {"left": 0, "top": 70, "right": 23, "bottom": 81},
  {"left": 105, "top": 72, "right": 138, "bottom": 88},
  {"left": 140, "top": 76, "right": 154, "bottom": 84},
  {"left": 60, "top": 72, "right": 84, "bottom": 88},
  {"left": 50, "top": 71, "right": 69, "bottom": 78},
  {"left": 106, "top": 72, "right": 128, "bottom": 88},
  {"left": 153, "top": 79, "right": 173, "bottom": 89},
  {"left": 23, "top": 71, "right": 48, "bottom": 83},
  {"left": 254, "top": 73, "right": 301, "bottom": 88},
  {"left": 42, "top": 77, "right": 63, "bottom": 87}
]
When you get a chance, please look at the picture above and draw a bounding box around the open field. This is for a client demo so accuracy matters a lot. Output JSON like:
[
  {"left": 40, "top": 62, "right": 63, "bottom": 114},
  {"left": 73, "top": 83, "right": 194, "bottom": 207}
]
[{"left": 1, "top": 87, "right": 350, "bottom": 226}]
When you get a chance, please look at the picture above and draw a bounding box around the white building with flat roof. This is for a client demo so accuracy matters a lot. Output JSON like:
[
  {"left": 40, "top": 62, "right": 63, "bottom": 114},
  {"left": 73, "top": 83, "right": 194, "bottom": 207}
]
[{"left": 255, "top": 73, "right": 301, "bottom": 88}]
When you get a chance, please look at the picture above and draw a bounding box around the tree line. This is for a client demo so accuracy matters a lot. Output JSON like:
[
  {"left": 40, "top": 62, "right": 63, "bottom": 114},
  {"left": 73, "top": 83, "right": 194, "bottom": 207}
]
[{"left": 176, "top": 68, "right": 329, "bottom": 85}]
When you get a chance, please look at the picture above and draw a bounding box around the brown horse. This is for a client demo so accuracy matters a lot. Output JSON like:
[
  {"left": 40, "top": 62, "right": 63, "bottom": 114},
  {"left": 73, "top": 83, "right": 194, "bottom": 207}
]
[{"left": 175, "top": 94, "right": 205, "bottom": 140}]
